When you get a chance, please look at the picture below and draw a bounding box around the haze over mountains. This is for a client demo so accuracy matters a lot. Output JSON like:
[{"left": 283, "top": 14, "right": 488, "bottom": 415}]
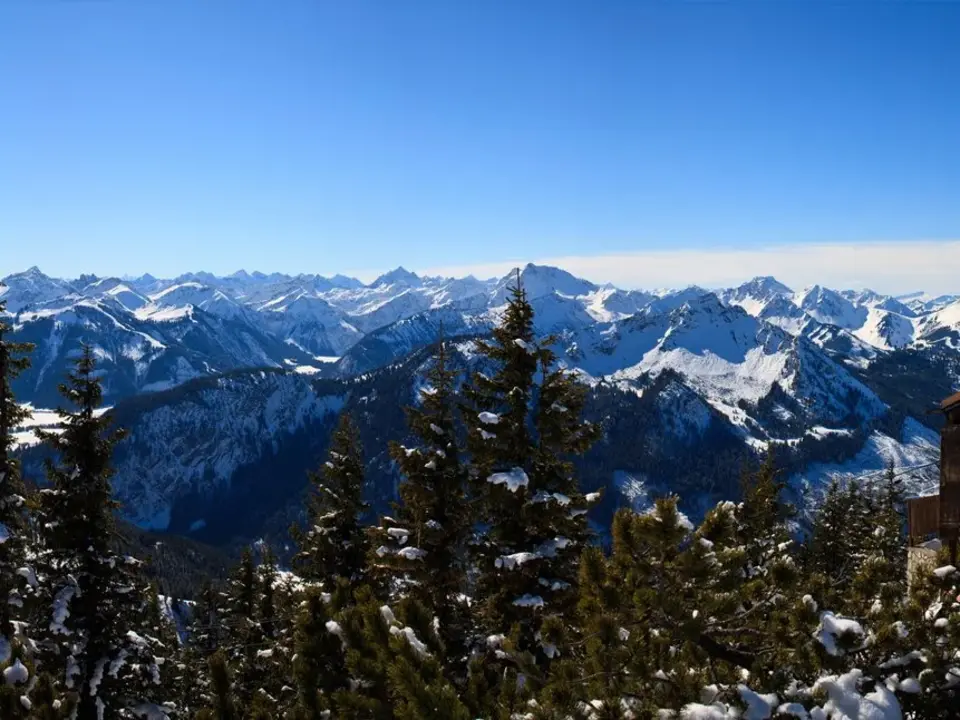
[{"left": 4, "top": 263, "right": 957, "bottom": 543}]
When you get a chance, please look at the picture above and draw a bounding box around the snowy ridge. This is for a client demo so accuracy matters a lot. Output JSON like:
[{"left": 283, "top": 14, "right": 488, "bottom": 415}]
[{"left": 6, "top": 264, "right": 960, "bottom": 410}]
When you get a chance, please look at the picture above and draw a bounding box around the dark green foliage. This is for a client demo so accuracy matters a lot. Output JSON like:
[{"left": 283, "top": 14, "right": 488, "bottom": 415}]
[
  {"left": 195, "top": 650, "right": 238, "bottom": 720},
  {"left": 462, "top": 276, "right": 599, "bottom": 708},
  {"left": 372, "top": 339, "right": 472, "bottom": 666},
  {"left": 31, "top": 346, "right": 169, "bottom": 719},
  {"left": 0, "top": 301, "right": 35, "bottom": 667},
  {"left": 289, "top": 588, "right": 345, "bottom": 719},
  {"left": 292, "top": 413, "right": 369, "bottom": 586}
]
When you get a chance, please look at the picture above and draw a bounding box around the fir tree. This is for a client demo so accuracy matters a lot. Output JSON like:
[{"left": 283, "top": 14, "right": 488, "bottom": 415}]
[
  {"left": 462, "top": 274, "right": 599, "bottom": 711},
  {"left": 289, "top": 587, "right": 347, "bottom": 719},
  {"left": 31, "top": 346, "right": 167, "bottom": 719},
  {"left": 0, "top": 301, "right": 35, "bottom": 677},
  {"left": 805, "top": 479, "right": 875, "bottom": 610},
  {"left": 217, "top": 547, "right": 259, "bottom": 711},
  {"left": 195, "top": 650, "right": 238, "bottom": 720},
  {"left": 331, "top": 587, "right": 470, "bottom": 720},
  {"left": 292, "top": 413, "right": 369, "bottom": 587},
  {"left": 178, "top": 581, "right": 227, "bottom": 715},
  {"left": 371, "top": 338, "right": 471, "bottom": 666}
]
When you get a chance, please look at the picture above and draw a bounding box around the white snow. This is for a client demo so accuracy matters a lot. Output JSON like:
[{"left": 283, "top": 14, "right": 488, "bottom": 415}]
[
  {"left": 3, "top": 659, "right": 28, "bottom": 685},
  {"left": 815, "top": 612, "right": 866, "bottom": 656},
  {"left": 496, "top": 552, "right": 539, "bottom": 570},
  {"left": 531, "top": 491, "right": 571, "bottom": 506},
  {"left": 51, "top": 584, "right": 78, "bottom": 635},
  {"left": 396, "top": 547, "right": 427, "bottom": 561},
  {"left": 478, "top": 412, "right": 500, "bottom": 425},
  {"left": 933, "top": 565, "right": 957, "bottom": 579},
  {"left": 487, "top": 468, "right": 530, "bottom": 492},
  {"left": 514, "top": 338, "right": 537, "bottom": 354},
  {"left": 325, "top": 620, "right": 344, "bottom": 639},
  {"left": 379, "top": 605, "right": 397, "bottom": 626},
  {"left": 389, "top": 625, "right": 431, "bottom": 658},
  {"left": 386, "top": 527, "right": 410, "bottom": 543},
  {"left": 512, "top": 594, "right": 545, "bottom": 608},
  {"left": 813, "top": 669, "right": 901, "bottom": 720},
  {"left": 738, "top": 686, "right": 779, "bottom": 720}
]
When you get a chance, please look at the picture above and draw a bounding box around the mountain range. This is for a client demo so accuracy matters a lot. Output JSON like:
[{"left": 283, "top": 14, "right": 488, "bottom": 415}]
[{"left": 5, "top": 264, "right": 957, "bottom": 546}]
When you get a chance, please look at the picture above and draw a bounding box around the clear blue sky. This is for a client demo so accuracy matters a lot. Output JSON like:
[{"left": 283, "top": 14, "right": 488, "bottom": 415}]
[{"left": 1, "top": 0, "right": 958, "bottom": 280}]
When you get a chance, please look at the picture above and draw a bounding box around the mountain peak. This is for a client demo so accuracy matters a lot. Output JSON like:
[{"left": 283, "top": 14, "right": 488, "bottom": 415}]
[
  {"left": 372, "top": 267, "right": 420, "bottom": 287},
  {"left": 746, "top": 275, "right": 793, "bottom": 294}
]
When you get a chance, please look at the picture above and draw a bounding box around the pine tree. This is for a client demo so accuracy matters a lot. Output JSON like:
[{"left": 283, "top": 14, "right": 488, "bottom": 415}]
[
  {"left": 805, "top": 479, "right": 875, "bottom": 610},
  {"left": 462, "top": 275, "right": 599, "bottom": 712},
  {"left": 292, "top": 413, "right": 369, "bottom": 587},
  {"left": 195, "top": 650, "right": 238, "bottom": 720},
  {"left": 0, "top": 301, "right": 36, "bottom": 682},
  {"left": 250, "top": 545, "right": 293, "bottom": 710},
  {"left": 178, "top": 581, "right": 227, "bottom": 715},
  {"left": 217, "top": 547, "right": 259, "bottom": 711},
  {"left": 371, "top": 338, "right": 472, "bottom": 666},
  {"left": 31, "top": 346, "right": 167, "bottom": 719},
  {"left": 331, "top": 587, "right": 470, "bottom": 720},
  {"left": 289, "top": 587, "right": 347, "bottom": 719}
]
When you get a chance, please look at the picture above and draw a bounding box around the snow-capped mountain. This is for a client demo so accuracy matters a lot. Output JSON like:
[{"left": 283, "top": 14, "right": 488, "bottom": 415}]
[
  {"left": 5, "top": 264, "right": 960, "bottom": 409},
  {"left": 719, "top": 275, "right": 794, "bottom": 316},
  {"left": 8, "top": 263, "right": 956, "bottom": 546},
  {"left": 0, "top": 266, "right": 78, "bottom": 313},
  {"left": 490, "top": 263, "right": 597, "bottom": 304}
]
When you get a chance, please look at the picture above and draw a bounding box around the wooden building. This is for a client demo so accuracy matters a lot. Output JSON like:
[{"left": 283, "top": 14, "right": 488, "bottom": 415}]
[{"left": 906, "top": 390, "right": 960, "bottom": 565}]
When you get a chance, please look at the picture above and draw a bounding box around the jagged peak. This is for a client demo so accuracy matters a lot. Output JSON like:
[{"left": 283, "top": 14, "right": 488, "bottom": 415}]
[
  {"left": 371, "top": 266, "right": 420, "bottom": 287},
  {"left": 742, "top": 275, "right": 793, "bottom": 295}
]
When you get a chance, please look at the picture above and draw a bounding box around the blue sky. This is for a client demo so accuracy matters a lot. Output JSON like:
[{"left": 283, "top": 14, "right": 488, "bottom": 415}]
[{"left": 1, "top": 0, "right": 958, "bottom": 290}]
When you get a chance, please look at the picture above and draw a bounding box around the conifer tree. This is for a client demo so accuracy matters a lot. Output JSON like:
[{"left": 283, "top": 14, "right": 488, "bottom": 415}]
[
  {"left": 461, "top": 275, "right": 599, "bottom": 711},
  {"left": 0, "top": 302, "right": 36, "bottom": 677},
  {"left": 331, "top": 587, "right": 470, "bottom": 720},
  {"left": 371, "top": 339, "right": 471, "bottom": 664},
  {"left": 195, "top": 650, "right": 238, "bottom": 720},
  {"left": 31, "top": 346, "right": 168, "bottom": 719},
  {"left": 178, "top": 581, "right": 226, "bottom": 714},
  {"left": 805, "top": 479, "right": 875, "bottom": 610},
  {"left": 216, "top": 547, "right": 260, "bottom": 711},
  {"left": 193, "top": 544, "right": 295, "bottom": 716},
  {"left": 289, "top": 587, "right": 347, "bottom": 719},
  {"left": 292, "top": 413, "right": 369, "bottom": 587}
]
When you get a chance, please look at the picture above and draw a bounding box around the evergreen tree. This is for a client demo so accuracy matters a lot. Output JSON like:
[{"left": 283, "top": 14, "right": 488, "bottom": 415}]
[
  {"left": 195, "top": 650, "right": 238, "bottom": 720},
  {"left": 331, "top": 587, "right": 470, "bottom": 720},
  {"left": 462, "top": 275, "right": 599, "bottom": 712},
  {"left": 217, "top": 547, "right": 259, "bottom": 711},
  {"left": 0, "top": 301, "right": 36, "bottom": 679},
  {"left": 193, "top": 544, "right": 295, "bottom": 716},
  {"left": 805, "top": 479, "right": 875, "bottom": 610},
  {"left": 178, "top": 581, "right": 227, "bottom": 715},
  {"left": 292, "top": 413, "right": 369, "bottom": 587},
  {"left": 289, "top": 587, "right": 347, "bottom": 719},
  {"left": 31, "top": 346, "right": 167, "bottom": 719},
  {"left": 371, "top": 339, "right": 472, "bottom": 666}
]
